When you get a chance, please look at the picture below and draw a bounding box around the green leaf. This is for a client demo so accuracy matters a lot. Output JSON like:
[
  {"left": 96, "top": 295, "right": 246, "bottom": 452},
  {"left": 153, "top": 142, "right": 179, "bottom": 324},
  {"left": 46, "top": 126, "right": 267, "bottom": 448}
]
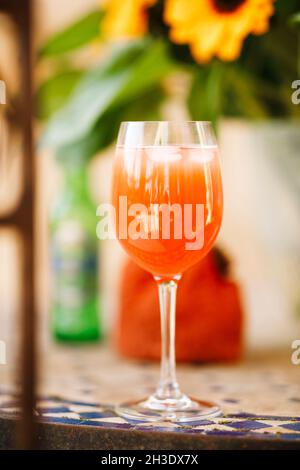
[
  {"left": 39, "top": 10, "right": 103, "bottom": 58},
  {"left": 42, "top": 39, "right": 174, "bottom": 150},
  {"left": 225, "top": 67, "right": 269, "bottom": 119},
  {"left": 187, "top": 63, "right": 223, "bottom": 129},
  {"left": 55, "top": 119, "right": 107, "bottom": 164},
  {"left": 55, "top": 85, "right": 166, "bottom": 163},
  {"left": 118, "top": 86, "right": 165, "bottom": 122},
  {"left": 290, "top": 12, "right": 300, "bottom": 28},
  {"left": 36, "top": 69, "right": 83, "bottom": 120}
]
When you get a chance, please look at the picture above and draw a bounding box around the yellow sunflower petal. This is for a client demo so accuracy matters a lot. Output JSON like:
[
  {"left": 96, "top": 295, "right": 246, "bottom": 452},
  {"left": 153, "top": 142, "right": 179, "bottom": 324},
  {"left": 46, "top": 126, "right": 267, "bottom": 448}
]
[
  {"left": 190, "top": 21, "right": 224, "bottom": 63},
  {"left": 165, "top": 0, "right": 211, "bottom": 24},
  {"left": 164, "top": 0, "right": 275, "bottom": 63},
  {"left": 252, "top": 4, "right": 275, "bottom": 34},
  {"left": 217, "top": 34, "right": 243, "bottom": 61},
  {"left": 103, "top": 0, "right": 156, "bottom": 39}
]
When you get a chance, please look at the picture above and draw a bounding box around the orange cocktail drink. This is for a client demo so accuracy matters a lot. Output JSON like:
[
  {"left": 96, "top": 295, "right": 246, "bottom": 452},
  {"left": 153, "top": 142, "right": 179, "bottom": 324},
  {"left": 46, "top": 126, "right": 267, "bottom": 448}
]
[{"left": 113, "top": 145, "right": 223, "bottom": 278}]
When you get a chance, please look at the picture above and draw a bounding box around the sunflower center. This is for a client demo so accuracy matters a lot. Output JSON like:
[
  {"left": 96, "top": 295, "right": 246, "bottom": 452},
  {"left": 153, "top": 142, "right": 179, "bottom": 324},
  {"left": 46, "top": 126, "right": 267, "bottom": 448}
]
[{"left": 213, "top": 0, "right": 245, "bottom": 13}]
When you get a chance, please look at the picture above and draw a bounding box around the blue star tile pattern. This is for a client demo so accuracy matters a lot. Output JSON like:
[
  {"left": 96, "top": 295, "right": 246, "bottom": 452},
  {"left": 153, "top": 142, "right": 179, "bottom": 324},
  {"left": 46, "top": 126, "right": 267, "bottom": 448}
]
[
  {"left": 280, "top": 433, "right": 300, "bottom": 440},
  {"left": 0, "top": 391, "right": 300, "bottom": 443},
  {"left": 226, "top": 420, "right": 268, "bottom": 431},
  {"left": 37, "top": 407, "right": 72, "bottom": 414},
  {"left": 281, "top": 422, "right": 300, "bottom": 432},
  {"left": 78, "top": 411, "right": 117, "bottom": 419}
]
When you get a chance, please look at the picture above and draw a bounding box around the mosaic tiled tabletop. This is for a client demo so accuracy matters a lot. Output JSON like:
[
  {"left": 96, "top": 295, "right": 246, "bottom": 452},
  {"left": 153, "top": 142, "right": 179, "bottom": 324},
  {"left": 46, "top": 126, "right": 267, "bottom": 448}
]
[{"left": 0, "top": 345, "right": 300, "bottom": 449}]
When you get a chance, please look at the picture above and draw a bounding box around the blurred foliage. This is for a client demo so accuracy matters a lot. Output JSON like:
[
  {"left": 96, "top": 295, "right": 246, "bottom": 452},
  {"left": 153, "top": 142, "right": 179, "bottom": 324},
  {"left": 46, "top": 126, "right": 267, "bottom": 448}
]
[
  {"left": 39, "top": 10, "right": 104, "bottom": 57},
  {"left": 41, "top": 39, "right": 173, "bottom": 159},
  {"left": 37, "top": 69, "right": 83, "bottom": 120},
  {"left": 291, "top": 13, "right": 300, "bottom": 28},
  {"left": 38, "top": 1, "right": 300, "bottom": 162}
]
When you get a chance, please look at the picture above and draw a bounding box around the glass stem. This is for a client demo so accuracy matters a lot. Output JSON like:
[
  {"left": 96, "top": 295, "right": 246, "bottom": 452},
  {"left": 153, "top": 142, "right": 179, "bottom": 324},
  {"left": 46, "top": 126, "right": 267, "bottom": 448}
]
[{"left": 155, "top": 279, "right": 181, "bottom": 400}]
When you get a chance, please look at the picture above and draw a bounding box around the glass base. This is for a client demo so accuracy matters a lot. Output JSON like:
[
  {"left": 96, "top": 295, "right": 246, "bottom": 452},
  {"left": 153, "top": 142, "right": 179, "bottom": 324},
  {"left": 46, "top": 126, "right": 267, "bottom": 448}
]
[{"left": 116, "top": 393, "right": 221, "bottom": 423}]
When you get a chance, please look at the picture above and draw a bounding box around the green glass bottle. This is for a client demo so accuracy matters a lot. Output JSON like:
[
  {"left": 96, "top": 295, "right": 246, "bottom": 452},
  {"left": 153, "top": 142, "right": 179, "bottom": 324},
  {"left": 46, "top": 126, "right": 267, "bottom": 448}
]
[{"left": 50, "top": 162, "right": 101, "bottom": 341}]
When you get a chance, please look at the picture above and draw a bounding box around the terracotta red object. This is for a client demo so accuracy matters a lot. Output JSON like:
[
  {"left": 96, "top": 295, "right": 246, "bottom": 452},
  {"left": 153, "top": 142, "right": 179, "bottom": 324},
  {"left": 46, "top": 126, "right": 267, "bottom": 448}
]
[{"left": 115, "top": 249, "right": 243, "bottom": 362}]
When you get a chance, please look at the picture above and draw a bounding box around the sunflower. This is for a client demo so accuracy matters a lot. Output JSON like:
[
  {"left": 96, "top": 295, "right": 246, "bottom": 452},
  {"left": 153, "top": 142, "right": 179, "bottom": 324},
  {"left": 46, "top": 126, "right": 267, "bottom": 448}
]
[
  {"left": 103, "top": 0, "right": 156, "bottom": 39},
  {"left": 164, "top": 0, "right": 275, "bottom": 62}
]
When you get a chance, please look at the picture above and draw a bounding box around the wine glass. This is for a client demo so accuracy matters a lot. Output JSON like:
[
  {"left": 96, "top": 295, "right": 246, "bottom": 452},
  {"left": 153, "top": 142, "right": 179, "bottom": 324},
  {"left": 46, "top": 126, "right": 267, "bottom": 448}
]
[{"left": 112, "top": 121, "right": 223, "bottom": 422}]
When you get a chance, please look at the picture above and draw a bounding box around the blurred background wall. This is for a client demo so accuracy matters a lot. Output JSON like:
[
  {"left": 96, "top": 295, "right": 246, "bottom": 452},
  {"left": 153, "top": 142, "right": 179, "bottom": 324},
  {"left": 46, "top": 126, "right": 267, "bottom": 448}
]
[{"left": 1, "top": 0, "right": 299, "bottom": 363}]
